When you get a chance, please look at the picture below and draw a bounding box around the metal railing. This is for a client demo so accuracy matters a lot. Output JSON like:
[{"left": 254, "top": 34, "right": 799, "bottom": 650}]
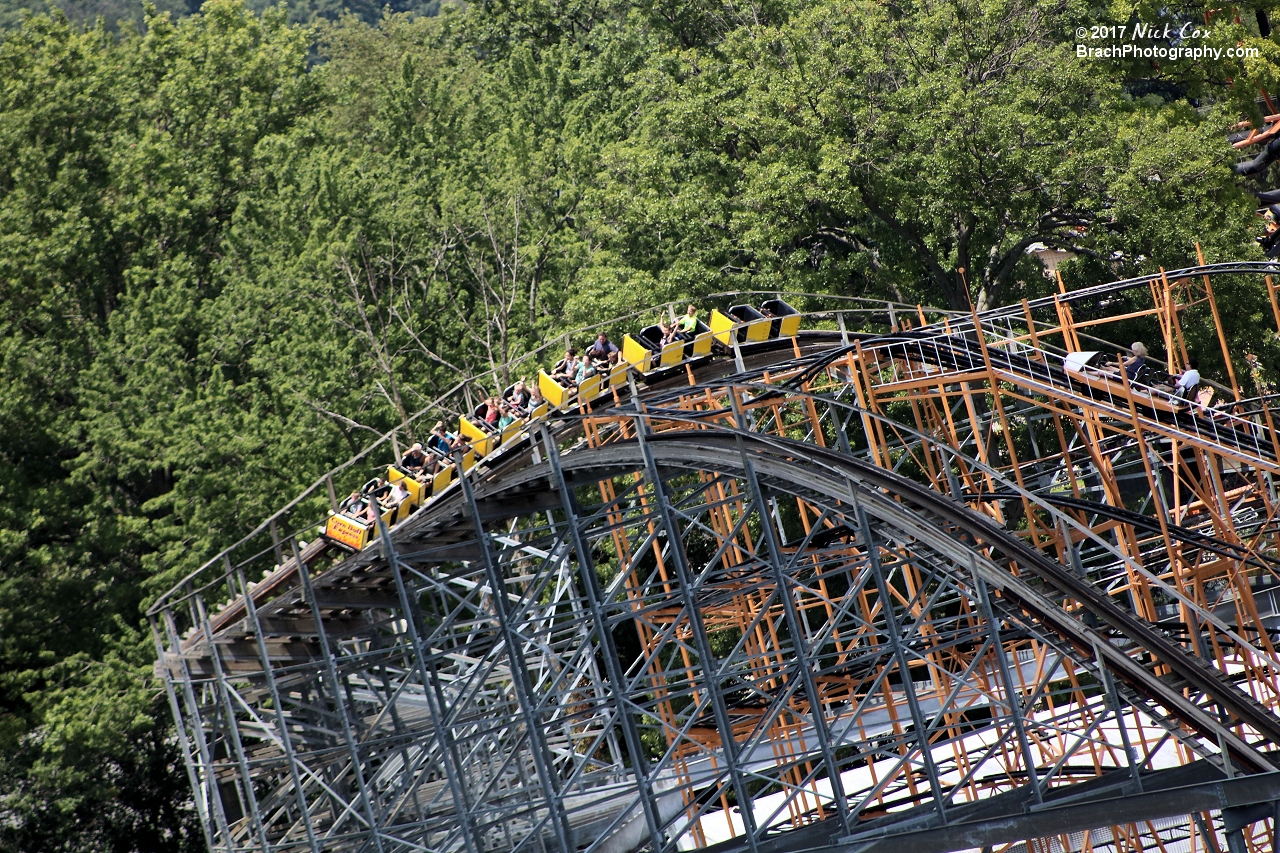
[{"left": 146, "top": 293, "right": 946, "bottom": 624}]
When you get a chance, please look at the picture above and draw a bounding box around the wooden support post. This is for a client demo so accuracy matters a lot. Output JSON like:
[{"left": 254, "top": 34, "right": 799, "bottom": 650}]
[
  {"left": 1115, "top": 366, "right": 1163, "bottom": 624},
  {"left": 971, "top": 307, "right": 1041, "bottom": 545},
  {"left": 1267, "top": 276, "right": 1280, "bottom": 340},
  {"left": 325, "top": 473, "right": 338, "bottom": 513},
  {"left": 1164, "top": 270, "right": 1191, "bottom": 376},
  {"left": 1021, "top": 299, "right": 1041, "bottom": 350},
  {"left": 1197, "top": 244, "right": 1242, "bottom": 400},
  {"left": 1054, "top": 270, "right": 1083, "bottom": 352}
]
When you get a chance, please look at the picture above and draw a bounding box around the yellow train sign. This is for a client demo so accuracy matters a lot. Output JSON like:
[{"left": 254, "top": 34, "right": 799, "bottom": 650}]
[{"left": 325, "top": 513, "right": 370, "bottom": 550}]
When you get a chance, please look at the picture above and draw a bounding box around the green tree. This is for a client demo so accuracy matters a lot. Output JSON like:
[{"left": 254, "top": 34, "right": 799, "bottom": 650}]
[
  {"left": 0, "top": 0, "right": 1273, "bottom": 849},
  {"left": 586, "top": 0, "right": 1257, "bottom": 312},
  {"left": 0, "top": 5, "right": 322, "bottom": 850}
]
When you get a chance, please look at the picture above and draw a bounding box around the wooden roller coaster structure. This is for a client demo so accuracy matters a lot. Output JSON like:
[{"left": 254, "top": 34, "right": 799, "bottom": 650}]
[{"left": 152, "top": 265, "right": 1280, "bottom": 853}]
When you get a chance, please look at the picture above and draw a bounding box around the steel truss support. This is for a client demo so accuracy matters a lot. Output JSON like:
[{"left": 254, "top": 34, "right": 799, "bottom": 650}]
[
  {"left": 454, "top": 449, "right": 576, "bottom": 853},
  {"left": 152, "top": 284, "right": 1280, "bottom": 853},
  {"left": 156, "top": 416, "right": 1280, "bottom": 853},
  {"left": 538, "top": 424, "right": 669, "bottom": 850}
]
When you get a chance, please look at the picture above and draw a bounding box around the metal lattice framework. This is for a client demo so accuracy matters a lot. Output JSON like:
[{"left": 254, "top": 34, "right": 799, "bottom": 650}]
[{"left": 153, "top": 267, "right": 1280, "bottom": 853}]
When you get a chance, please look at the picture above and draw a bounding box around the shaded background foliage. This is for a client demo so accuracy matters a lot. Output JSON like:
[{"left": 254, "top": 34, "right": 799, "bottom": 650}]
[{"left": 0, "top": 0, "right": 1277, "bottom": 848}]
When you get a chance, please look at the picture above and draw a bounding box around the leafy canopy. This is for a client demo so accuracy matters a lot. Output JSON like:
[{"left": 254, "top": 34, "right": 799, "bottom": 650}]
[{"left": 0, "top": 0, "right": 1273, "bottom": 850}]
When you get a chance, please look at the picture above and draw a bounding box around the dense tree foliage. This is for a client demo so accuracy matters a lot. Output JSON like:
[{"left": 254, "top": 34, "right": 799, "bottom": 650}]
[
  {"left": 0, "top": 0, "right": 1276, "bottom": 848},
  {"left": 0, "top": 0, "right": 442, "bottom": 32}
]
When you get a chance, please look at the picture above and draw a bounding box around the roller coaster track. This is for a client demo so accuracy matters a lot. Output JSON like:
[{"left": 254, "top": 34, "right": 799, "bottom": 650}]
[{"left": 152, "top": 269, "right": 1280, "bottom": 853}]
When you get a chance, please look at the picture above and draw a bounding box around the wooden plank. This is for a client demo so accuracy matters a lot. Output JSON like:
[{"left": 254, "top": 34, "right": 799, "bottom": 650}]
[
  {"left": 253, "top": 615, "right": 369, "bottom": 637},
  {"left": 205, "top": 538, "right": 329, "bottom": 637}
]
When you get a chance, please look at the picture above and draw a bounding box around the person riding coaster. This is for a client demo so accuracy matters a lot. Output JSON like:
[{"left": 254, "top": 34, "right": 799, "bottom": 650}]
[{"left": 325, "top": 297, "right": 804, "bottom": 550}]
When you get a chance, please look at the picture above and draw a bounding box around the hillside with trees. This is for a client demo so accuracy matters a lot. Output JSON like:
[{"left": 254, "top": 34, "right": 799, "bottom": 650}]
[
  {"left": 0, "top": 0, "right": 1276, "bottom": 849},
  {"left": 0, "top": 0, "right": 444, "bottom": 32}
]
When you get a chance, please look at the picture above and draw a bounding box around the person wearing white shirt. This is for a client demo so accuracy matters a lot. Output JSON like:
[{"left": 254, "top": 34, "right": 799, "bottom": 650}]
[
  {"left": 387, "top": 481, "right": 411, "bottom": 507},
  {"left": 1174, "top": 358, "right": 1200, "bottom": 399}
]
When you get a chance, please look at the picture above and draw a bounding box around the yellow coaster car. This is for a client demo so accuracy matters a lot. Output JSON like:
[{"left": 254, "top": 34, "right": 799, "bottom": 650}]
[{"left": 323, "top": 465, "right": 421, "bottom": 550}]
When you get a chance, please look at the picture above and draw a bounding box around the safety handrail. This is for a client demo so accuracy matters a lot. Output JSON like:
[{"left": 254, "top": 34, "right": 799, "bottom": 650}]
[
  {"left": 147, "top": 293, "right": 938, "bottom": 615},
  {"left": 845, "top": 323, "right": 1277, "bottom": 470},
  {"left": 148, "top": 262, "right": 1280, "bottom": 617}
]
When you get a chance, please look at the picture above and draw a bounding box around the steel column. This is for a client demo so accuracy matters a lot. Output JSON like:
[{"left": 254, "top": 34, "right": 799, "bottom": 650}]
[
  {"left": 377, "top": 519, "right": 484, "bottom": 853},
  {"left": 453, "top": 450, "right": 576, "bottom": 853},
  {"left": 630, "top": 408, "right": 763, "bottom": 852},
  {"left": 539, "top": 423, "right": 669, "bottom": 850},
  {"left": 291, "top": 537, "right": 385, "bottom": 853}
]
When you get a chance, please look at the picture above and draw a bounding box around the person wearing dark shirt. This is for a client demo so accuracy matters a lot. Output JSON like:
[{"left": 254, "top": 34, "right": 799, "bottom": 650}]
[
  {"left": 587, "top": 333, "right": 620, "bottom": 366},
  {"left": 1105, "top": 342, "right": 1147, "bottom": 381},
  {"left": 658, "top": 320, "right": 678, "bottom": 346},
  {"left": 363, "top": 477, "right": 391, "bottom": 501},
  {"left": 340, "top": 491, "right": 377, "bottom": 525},
  {"left": 1122, "top": 342, "right": 1148, "bottom": 381},
  {"left": 400, "top": 443, "right": 428, "bottom": 473}
]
